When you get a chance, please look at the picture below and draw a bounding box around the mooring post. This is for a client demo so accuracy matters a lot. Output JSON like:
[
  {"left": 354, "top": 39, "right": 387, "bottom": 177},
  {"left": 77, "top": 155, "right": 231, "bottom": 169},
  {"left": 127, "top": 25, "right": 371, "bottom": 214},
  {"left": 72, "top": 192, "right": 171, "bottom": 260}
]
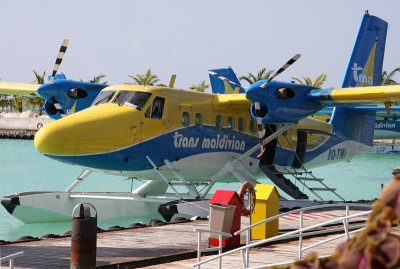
[{"left": 71, "top": 203, "right": 97, "bottom": 269}]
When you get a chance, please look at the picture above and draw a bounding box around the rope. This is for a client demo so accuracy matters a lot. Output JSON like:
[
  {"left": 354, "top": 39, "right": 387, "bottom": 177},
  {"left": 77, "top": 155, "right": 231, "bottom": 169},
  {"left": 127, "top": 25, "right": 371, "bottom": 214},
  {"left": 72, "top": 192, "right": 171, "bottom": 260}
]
[{"left": 248, "top": 190, "right": 256, "bottom": 215}]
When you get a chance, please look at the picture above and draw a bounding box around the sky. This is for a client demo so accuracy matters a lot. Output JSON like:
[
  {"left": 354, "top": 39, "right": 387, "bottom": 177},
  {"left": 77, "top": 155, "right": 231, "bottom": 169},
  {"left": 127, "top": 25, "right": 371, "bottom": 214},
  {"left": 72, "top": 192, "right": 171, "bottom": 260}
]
[{"left": 0, "top": 0, "right": 399, "bottom": 91}]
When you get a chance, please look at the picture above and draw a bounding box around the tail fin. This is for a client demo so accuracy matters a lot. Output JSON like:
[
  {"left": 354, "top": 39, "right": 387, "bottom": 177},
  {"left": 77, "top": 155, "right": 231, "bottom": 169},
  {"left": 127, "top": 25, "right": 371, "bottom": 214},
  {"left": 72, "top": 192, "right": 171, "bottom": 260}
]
[
  {"left": 331, "top": 12, "right": 388, "bottom": 145},
  {"left": 208, "top": 67, "right": 246, "bottom": 94},
  {"left": 342, "top": 12, "right": 388, "bottom": 87}
]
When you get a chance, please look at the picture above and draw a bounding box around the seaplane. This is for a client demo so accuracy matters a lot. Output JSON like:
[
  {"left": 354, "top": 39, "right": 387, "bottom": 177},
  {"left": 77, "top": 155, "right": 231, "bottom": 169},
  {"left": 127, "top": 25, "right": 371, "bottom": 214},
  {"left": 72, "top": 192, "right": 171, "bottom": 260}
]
[{"left": 2, "top": 11, "right": 400, "bottom": 223}]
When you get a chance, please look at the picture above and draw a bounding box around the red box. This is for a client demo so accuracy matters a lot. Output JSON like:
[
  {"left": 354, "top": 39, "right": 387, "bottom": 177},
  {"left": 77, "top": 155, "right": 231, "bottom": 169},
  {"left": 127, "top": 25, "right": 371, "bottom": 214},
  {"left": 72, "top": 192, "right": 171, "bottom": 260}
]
[{"left": 208, "top": 190, "right": 243, "bottom": 246}]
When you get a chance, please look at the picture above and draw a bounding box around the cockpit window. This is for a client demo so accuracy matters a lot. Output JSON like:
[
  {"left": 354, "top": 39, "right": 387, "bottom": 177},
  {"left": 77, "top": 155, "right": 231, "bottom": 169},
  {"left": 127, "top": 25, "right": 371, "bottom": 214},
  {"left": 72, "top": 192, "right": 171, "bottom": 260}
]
[
  {"left": 112, "top": 91, "right": 152, "bottom": 111},
  {"left": 91, "top": 91, "right": 116, "bottom": 106}
]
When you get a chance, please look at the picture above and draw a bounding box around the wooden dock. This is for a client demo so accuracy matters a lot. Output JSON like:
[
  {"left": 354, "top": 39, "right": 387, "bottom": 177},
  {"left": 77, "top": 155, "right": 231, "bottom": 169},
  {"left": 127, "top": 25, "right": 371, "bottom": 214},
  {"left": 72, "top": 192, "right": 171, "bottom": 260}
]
[{"left": 0, "top": 208, "right": 370, "bottom": 268}]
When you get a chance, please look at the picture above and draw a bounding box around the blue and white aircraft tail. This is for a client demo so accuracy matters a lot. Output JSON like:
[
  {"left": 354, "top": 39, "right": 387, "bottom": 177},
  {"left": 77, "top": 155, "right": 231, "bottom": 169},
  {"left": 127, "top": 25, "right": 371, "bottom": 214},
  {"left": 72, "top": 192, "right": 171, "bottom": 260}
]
[
  {"left": 208, "top": 67, "right": 245, "bottom": 94},
  {"left": 330, "top": 11, "right": 388, "bottom": 146}
]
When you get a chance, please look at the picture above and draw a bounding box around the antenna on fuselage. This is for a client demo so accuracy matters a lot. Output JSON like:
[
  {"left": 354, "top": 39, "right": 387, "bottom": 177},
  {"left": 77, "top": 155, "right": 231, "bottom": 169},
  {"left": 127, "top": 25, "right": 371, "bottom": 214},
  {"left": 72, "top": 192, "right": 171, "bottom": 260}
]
[{"left": 168, "top": 75, "right": 176, "bottom": 88}]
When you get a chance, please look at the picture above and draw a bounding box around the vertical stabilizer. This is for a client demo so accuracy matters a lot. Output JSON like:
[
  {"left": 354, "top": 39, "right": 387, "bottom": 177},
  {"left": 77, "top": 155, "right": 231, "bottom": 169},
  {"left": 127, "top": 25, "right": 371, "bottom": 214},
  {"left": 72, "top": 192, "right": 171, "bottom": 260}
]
[
  {"left": 342, "top": 12, "right": 388, "bottom": 88},
  {"left": 331, "top": 12, "right": 388, "bottom": 145},
  {"left": 208, "top": 67, "right": 246, "bottom": 94}
]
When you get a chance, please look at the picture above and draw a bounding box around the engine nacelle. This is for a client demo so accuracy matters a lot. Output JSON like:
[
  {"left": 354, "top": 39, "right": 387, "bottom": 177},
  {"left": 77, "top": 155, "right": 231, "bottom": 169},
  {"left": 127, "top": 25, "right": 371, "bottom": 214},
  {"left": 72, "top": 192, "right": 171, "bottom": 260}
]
[
  {"left": 44, "top": 100, "right": 58, "bottom": 118},
  {"left": 38, "top": 79, "right": 108, "bottom": 119},
  {"left": 246, "top": 81, "right": 325, "bottom": 124}
]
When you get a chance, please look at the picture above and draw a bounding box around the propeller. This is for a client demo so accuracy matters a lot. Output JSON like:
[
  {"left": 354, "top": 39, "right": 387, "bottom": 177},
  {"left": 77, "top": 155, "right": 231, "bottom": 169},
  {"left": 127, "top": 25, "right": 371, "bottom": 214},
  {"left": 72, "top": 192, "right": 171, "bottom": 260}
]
[
  {"left": 49, "top": 39, "right": 69, "bottom": 84},
  {"left": 260, "top": 53, "right": 301, "bottom": 88},
  {"left": 208, "top": 71, "right": 246, "bottom": 90},
  {"left": 254, "top": 53, "right": 300, "bottom": 156},
  {"left": 254, "top": 101, "right": 265, "bottom": 157},
  {"left": 48, "top": 39, "right": 69, "bottom": 117}
]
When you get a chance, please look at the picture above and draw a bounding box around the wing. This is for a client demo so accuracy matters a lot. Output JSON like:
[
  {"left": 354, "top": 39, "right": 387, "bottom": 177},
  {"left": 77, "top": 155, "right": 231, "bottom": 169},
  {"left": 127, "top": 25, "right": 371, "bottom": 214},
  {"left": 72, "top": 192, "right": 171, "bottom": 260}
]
[
  {"left": 314, "top": 106, "right": 400, "bottom": 119},
  {"left": 0, "top": 82, "right": 40, "bottom": 95},
  {"left": 312, "top": 85, "right": 400, "bottom": 105},
  {"left": 212, "top": 93, "right": 251, "bottom": 110}
]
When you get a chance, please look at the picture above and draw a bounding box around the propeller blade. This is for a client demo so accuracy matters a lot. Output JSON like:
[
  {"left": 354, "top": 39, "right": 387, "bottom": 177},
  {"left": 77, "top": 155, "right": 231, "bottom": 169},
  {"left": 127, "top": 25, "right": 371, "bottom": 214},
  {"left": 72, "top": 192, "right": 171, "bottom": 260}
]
[
  {"left": 254, "top": 102, "right": 265, "bottom": 154},
  {"left": 261, "top": 53, "right": 301, "bottom": 88},
  {"left": 49, "top": 39, "right": 69, "bottom": 84},
  {"left": 50, "top": 96, "right": 66, "bottom": 117},
  {"left": 208, "top": 71, "right": 246, "bottom": 90}
]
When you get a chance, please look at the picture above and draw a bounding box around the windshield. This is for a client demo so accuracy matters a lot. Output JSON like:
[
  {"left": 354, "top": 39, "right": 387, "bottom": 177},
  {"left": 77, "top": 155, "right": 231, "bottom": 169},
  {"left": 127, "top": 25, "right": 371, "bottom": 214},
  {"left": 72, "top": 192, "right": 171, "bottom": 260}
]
[
  {"left": 91, "top": 91, "right": 116, "bottom": 106},
  {"left": 111, "top": 91, "right": 152, "bottom": 111}
]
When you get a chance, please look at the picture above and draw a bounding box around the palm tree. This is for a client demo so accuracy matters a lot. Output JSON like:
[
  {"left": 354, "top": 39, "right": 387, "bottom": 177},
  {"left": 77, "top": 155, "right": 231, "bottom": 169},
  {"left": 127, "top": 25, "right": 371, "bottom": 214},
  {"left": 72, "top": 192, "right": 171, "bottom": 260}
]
[
  {"left": 92, "top": 74, "right": 108, "bottom": 84},
  {"left": 80, "top": 74, "right": 109, "bottom": 84},
  {"left": 189, "top": 80, "right": 209, "bottom": 92},
  {"left": 127, "top": 68, "right": 161, "bottom": 86},
  {"left": 13, "top": 96, "right": 23, "bottom": 112},
  {"left": 239, "top": 68, "right": 275, "bottom": 85},
  {"left": 0, "top": 77, "right": 14, "bottom": 112},
  {"left": 291, "top": 74, "right": 327, "bottom": 88},
  {"left": 24, "top": 70, "right": 46, "bottom": 112},
  {"left": 24, "top": 96, "right": 45, "bottom": 112},
  {"left": 33, "top": 70, "right": 46, "bottom": 84},
  {"left": 381, "top": 68, "right": 400, "bottom": 85}
]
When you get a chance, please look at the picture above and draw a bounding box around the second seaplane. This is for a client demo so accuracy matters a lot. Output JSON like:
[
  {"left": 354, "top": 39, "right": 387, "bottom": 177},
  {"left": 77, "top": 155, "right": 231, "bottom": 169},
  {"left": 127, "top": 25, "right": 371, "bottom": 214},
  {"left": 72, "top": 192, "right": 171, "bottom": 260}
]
[{"left": 2, "top": 12, "right": 399, "bottom": 223}]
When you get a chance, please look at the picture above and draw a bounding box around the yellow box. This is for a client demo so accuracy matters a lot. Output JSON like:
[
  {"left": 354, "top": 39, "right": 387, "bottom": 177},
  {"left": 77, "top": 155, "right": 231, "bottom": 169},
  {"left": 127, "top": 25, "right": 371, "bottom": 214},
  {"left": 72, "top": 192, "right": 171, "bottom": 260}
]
[{"left": 251, "top": 184, "right": 280, "bottom": 240}]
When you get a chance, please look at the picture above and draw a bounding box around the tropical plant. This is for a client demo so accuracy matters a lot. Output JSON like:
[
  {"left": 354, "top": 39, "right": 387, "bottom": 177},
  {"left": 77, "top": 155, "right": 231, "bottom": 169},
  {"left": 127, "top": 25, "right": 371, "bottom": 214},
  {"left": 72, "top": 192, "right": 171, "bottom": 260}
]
[
  {"left": 0, "top": 77, "right": 15, "bottom": 112},
  {"left": 24, "top": 96, "right": 45, "bottom": 112},
  {"left": 189, "top": 80, "right": 209, "bottom": 92},
  {"left": 80, "top": 74, "right": 108, "bottom": 84},
  {"left": 13, "top": 96, "right": 23, "bottom": 112},
  {"left": 127, "top": 68, "right": 161, "bottom": 86},
  {"left": 32, "top": 70, "right": 46, "bottom": 84},
  {"left": 239, "top": 68, "right": 275, "bottom": 85},
  {"left": 291, "top": 74, "right": 327, "bottom": 88},
  {"left": 381, "top": 68, "right": 400, "bottom": 85}
]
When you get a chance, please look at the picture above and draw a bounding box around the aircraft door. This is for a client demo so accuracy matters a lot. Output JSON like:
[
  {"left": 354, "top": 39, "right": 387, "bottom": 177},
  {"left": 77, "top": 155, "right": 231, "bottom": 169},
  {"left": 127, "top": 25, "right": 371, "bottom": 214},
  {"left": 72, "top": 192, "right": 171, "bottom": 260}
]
[
  {"left": 140, "top": 96, "right": 169, "bottom": 145},
  {"left": 292, "top": 130, "right": 307, "bottom": 169},
  {"left": 259, "top": 124, "right": 277, "bottom": 166}
]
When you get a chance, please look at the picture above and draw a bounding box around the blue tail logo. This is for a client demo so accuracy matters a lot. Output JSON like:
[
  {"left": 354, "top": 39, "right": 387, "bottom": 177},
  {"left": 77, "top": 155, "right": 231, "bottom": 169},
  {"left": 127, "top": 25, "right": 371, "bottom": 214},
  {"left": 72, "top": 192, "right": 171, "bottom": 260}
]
[{"left": 342, "top": 12, "right": 387, "bottom": 88}]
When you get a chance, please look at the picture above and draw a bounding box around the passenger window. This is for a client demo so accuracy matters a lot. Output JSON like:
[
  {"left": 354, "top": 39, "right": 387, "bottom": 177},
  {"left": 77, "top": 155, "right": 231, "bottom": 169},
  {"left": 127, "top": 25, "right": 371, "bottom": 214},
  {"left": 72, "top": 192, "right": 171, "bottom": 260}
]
[
  {"left": 250, "top": 118, "right": 257, "bottom": 133},
  {"left": 182, "top": 112, "right": 190, "bottom": 126},
  {"left": 238, "top": 118, "right": 245, "bottom": 131},
  {"left": 151, "top": 97, "right": 165, "bottom": 119},
  {"left": 195, "top": 113, "right": 203, "bottom": 127},
  {"left": 216, "top": 115, "right": 222, "bottom": 130},
  {"left": 227, "top": 117, "right": 234, "bottom": 130}
]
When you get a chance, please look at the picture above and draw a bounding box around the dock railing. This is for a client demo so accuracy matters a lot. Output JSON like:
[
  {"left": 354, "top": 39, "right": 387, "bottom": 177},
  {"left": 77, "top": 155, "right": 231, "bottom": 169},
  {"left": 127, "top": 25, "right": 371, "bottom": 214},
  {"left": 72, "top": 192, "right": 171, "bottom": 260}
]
[
  {"left": 193, "top": 203, "right": 371, "bottom": 268},
  {"left": 0, "top": 251, "right": 24, "bottom": 269},
  {"left": 194, "top": 228, "right": 232, "bottom": 269}
]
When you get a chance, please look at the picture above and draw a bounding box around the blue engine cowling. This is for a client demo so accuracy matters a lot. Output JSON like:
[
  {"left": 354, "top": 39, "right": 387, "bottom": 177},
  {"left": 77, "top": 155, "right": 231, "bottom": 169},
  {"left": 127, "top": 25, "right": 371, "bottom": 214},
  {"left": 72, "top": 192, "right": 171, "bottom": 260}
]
[{"left": 246, "top": 81, "right": 326, "bottom": 124}]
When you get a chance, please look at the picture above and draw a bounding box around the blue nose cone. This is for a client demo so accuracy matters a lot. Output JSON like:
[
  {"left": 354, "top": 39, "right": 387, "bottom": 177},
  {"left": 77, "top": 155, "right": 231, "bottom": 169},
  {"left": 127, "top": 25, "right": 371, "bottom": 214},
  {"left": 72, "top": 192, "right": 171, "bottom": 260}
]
[
  {"left": 37, "top": 83, "right": 60, "bottom": 100},
  {"left": 245, "top": 81, "right": 268, "bottom": 102}
]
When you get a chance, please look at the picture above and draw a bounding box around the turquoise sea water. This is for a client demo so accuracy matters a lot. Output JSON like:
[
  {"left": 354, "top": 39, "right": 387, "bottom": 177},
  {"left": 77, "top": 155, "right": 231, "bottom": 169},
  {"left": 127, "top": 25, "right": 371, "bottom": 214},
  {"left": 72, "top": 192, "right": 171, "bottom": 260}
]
[{"left": 0, "top": 139, "right": 398, "bottom": 241}]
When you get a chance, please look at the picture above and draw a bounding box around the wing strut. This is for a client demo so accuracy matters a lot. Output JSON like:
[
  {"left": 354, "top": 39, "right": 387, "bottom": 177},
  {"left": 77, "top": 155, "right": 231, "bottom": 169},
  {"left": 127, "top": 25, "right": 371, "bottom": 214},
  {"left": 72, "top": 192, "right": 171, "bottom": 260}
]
[
  {"left": 65, "top": 169, "right": 92, "bottom": 192},
  {"left": 146, "top": 155, "right": 183, "bottom": 199}
]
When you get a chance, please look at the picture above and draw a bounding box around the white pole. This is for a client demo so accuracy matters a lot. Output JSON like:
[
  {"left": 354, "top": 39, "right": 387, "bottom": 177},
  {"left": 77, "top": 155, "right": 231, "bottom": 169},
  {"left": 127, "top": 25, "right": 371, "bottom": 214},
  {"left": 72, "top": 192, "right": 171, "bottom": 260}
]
[{"left": 299, "top": 210, "right": 304, "bottom": 259}]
